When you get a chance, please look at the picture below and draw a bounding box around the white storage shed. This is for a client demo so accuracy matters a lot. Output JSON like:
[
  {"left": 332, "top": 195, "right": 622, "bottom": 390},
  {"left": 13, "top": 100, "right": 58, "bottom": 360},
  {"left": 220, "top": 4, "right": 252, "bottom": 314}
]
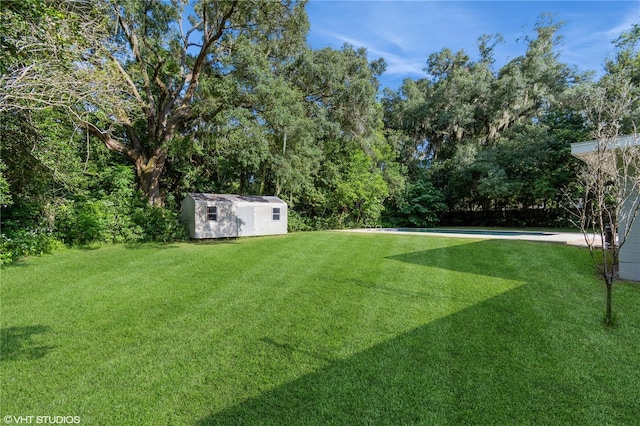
[{"left": 182, "top": 194, "right": 288, "bottom": 239}]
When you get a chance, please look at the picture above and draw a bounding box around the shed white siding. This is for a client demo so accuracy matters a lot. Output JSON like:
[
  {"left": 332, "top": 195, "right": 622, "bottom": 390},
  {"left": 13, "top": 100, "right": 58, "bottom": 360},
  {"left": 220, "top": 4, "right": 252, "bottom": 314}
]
[{"left": 181, "top": 194, "right": 287, "bottom": 239}]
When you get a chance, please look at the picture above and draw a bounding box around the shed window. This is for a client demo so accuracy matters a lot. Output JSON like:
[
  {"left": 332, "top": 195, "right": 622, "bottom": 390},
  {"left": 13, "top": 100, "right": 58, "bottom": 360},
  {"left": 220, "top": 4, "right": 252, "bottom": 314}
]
[
  {"left": 272, "top": 207, "right": 281, "bottom": 221},
  {"left": 207, "top": 206, "right": 217, "bottom": 221}
]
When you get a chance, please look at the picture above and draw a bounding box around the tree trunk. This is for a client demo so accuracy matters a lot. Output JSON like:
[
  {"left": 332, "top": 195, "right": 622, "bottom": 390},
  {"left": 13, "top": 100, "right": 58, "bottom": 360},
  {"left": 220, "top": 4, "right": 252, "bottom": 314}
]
[
  {"left": 86, "top": 125, "right": 168, "bottom": 206},
  {"left": 136, "top": 151, "right": 167, "bottom": 206},
  {"left": 605, "top": 274, "right": 613, "bottom": 325}
]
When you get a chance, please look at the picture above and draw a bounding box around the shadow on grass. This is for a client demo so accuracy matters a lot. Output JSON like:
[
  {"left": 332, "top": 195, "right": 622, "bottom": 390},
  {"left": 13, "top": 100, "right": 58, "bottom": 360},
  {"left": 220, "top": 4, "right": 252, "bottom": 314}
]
[
  {"left": 0, "top": 326, "right": 55, "bottom": 362},
  {"left": 76, "top": 244, "right": 104, "bottom": 251},
  {"left": 197, "top": 290, "right": 604, "bottom": 425},
  {"left": 123, "top": 241, "right": 181, "bottom": 250},
  {"left": 0, "top": 258, "right": 31, "bottom": 268},
  {"left": 344, "top": 240, "right": 532, "bottom": 300},
  {"left": 190, "top": 238, "right": 241, "bottom": 246},
  {"left": 196, "top": 241, "right": 626, "bottom": 424},
  {"left": 75, "top": 241, "right": 182, "bottom": 251},
  {"left": 386, "top": 239, "right": 529, "bottom": 281}
]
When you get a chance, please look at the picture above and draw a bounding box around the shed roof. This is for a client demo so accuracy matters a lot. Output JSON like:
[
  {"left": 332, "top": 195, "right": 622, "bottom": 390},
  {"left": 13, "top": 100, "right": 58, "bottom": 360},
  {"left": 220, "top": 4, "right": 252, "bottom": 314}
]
[{"left": 189, "top": 193, "right": 286, "bottom": 205}]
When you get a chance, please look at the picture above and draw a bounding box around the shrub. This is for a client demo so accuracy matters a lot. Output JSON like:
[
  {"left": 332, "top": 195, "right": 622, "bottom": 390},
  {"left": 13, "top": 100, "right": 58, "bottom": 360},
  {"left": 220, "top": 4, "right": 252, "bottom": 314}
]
[
  {"left": 0, "top": 227, "right": 62, "bottom": 266},
  {"left": 130, "top": 202, "right": 186, "bottom": 242},
  {"left": 287, "top": 210, "right": 313, "bottom": 232}
]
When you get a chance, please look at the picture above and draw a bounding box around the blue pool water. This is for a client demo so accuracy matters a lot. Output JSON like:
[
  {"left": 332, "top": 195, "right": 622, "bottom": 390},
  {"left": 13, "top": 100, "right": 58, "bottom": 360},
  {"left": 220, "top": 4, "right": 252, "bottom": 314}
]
[{"left": 392, "top": 228, "right": 554, "bottom": 237}]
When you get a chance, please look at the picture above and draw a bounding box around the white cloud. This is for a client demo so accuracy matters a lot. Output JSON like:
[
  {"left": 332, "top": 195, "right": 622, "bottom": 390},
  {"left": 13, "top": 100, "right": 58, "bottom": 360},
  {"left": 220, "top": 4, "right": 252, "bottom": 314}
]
[
  {"left": 556, "top": 3, "right": 639, "bottom": 75},
  {"left": 312, "top": 28, "right": 426, "bottom": 79},
  {"left": 604, "top": 10, "right": 639, "bottom": 40}
]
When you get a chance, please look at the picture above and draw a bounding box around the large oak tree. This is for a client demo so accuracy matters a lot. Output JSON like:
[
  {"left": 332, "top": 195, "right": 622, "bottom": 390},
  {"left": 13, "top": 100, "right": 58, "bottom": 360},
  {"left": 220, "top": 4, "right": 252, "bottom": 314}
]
[{"left": 2, "top": 0, "right": 308, "bottom": 205}]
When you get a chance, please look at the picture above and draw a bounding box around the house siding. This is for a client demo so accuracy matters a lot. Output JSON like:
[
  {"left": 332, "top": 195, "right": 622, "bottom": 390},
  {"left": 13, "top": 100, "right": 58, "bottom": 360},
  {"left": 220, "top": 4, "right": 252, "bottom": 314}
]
[
  {"left": 620, "top": 225, "right": 640, "bottom": 281},
  {"left": 571, "top": 136, "right": 640, "bottom": 282}
]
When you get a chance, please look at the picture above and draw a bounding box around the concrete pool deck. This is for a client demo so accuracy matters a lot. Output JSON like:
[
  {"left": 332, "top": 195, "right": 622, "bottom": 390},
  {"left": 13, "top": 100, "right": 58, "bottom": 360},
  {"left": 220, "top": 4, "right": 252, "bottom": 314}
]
[{"left": 339, "top": 228, "right": 600, "bottom": 247}]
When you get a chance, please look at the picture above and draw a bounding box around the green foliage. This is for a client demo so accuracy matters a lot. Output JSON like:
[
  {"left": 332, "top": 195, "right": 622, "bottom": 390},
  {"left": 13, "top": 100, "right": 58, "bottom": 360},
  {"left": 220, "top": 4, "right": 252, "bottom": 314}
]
[
  {"left": 285, "top": 210, "right": 312, "bottom": 232},
  {"left": 0, "top": 159, "right": 12, "bottom": 207},
  {"left": 401, "top": 178, "right": 447, "bottom": 227},
  {"left": 286, "top": 209, "right": 338, "bottom": 232},
  {"left": 170, "top": 43, "right": 398, "bottom": 229},
  {"left": 2, "top": 1, "right": 400, "bottom": 233},
  {"left": 55, "top": 166, "right": 185, "bottom": 246},
  {"left": 130, "top": 201, "right": 187, "bottom": 242},
  {"left": 0, "top": 0, "right": 62, "bottom": 74},
  {"left": 334, "top": 150, "right": 389, "bottom": 227},
  {"left": 430, "top": 119, "right": 584, "bottom": 215},
  {"left": 383, "top": 174, "right": 446, "bottom": 227},
  {"left": 383, "top": 17, "right": 594, "bottom": 225},
  {"left": 1, "top": 155, "right": 185, "bottom": 264},
  {"left": 3, "top": 3, "right": 634, "bottom": 264},
  {"left": 599, "top": 23, "right": 640, "bottom": 135},
  {"left": 0, "top": 109, "right": 86, "bottom": 264},
  {"left": 606, "top": 23, "right": 640, "bottom": 85},
  {"left": 0, "top": 228, "right": 62, "bottom": 266}
]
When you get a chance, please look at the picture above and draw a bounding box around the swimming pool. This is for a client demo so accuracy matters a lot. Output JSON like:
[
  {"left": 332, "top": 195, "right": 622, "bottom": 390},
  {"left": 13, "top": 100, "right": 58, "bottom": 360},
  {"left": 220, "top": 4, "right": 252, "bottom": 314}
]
[
  {"left": 340, "top": 228, "right": 585, "bottom": 245},
  {"left": 390, "top": 228, "right": 555, "bottom": 237}
]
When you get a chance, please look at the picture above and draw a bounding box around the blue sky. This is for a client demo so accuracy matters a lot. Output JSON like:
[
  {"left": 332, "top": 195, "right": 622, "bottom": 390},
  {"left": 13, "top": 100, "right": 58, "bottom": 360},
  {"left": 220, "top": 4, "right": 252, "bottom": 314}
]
[{"left": 305, "top": 1, "right": 640, "bottom": 91}]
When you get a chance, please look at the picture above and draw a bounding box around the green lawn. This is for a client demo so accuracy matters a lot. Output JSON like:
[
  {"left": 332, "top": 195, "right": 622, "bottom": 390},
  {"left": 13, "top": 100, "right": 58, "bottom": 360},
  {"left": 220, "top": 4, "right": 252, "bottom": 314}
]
[{"left": 1, "top": 232, "right": 639, "bottom": 425}]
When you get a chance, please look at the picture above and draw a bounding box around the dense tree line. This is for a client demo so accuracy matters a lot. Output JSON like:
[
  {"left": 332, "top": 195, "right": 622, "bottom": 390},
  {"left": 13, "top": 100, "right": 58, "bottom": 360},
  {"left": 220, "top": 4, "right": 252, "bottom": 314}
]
[
  {"left": 383, "top": 19, "right": 638, "bottom": 228},
  {"left": 383, "top": 18, "right": 585, "bottom": 226},
  {"left": 1, "top": 1, "right": 638, "bottom": 263}
]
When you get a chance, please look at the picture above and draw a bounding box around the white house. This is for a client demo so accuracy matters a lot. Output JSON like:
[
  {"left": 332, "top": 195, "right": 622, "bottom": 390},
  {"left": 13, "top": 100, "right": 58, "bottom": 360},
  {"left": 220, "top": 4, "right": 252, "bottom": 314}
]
[
  {"left": 181, "top": 194, "right": 288, "bottom": 239},
  {"left": 571, "top": 135, "right": 640, "bottom": 282}
]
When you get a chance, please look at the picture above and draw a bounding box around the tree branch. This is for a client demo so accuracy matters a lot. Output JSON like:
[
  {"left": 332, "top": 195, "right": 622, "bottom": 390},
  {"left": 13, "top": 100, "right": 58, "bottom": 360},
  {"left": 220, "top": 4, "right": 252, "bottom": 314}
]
[{"left": 86, "top": 121, "right": 138, "bottom": 161}]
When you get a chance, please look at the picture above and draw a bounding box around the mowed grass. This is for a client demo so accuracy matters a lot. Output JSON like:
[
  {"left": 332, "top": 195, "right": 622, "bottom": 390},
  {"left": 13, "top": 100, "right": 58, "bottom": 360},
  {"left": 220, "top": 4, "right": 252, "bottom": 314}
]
[{"left": 1, "top": 231, "right": 639, "bottom": 425}]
